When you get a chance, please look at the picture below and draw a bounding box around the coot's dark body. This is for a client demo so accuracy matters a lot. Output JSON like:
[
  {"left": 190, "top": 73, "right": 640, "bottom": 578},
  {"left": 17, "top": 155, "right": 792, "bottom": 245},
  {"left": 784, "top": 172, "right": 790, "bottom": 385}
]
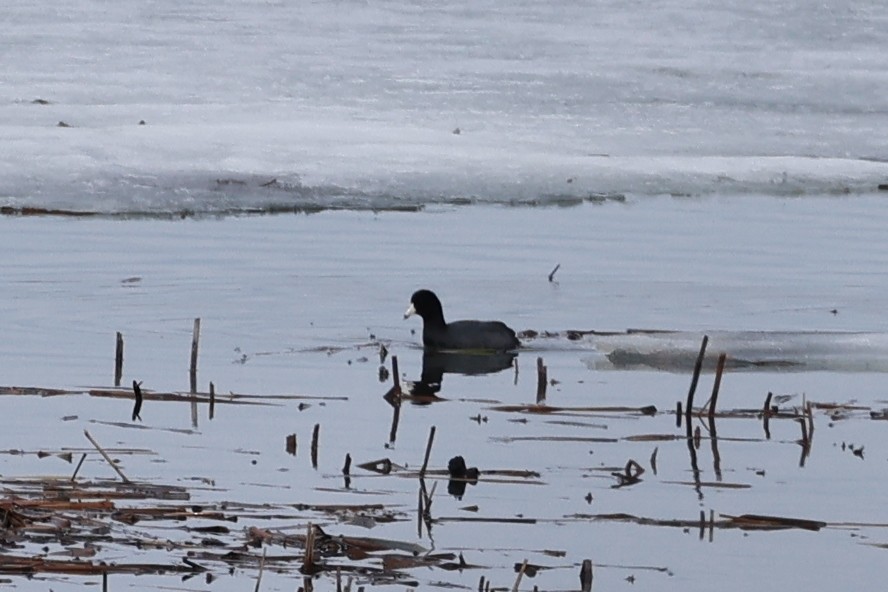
[{"left": 404, "top": 289, "right": 520, "bottom": 352}]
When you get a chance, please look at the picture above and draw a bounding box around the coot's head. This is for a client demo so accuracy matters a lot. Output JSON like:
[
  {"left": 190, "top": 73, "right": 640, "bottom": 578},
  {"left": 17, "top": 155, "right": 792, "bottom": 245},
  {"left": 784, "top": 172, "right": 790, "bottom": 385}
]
[{"left": 404, "top": 289, "right": 445, "bottom": 324}]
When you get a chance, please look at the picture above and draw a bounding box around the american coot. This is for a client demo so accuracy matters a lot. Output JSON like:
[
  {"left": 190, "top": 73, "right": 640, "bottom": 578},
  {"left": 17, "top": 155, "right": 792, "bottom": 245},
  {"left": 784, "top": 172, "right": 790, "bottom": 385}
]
[{"left": 404, "top": 289, "right": 520, "bottom": 351}]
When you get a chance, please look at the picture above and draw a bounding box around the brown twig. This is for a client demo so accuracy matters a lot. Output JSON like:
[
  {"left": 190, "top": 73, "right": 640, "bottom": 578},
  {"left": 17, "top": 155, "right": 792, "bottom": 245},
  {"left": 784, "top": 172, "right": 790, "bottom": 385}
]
[
  {"left": 685, "top": 335, "right": 709, "bottom": 421},
  {"left": 512, "top": 558, "right": 528, "bottom": 592},
  {"left": 302, "top": 522, "right": 316, "bottom": 574},
  {"left": 706, "top": 353, "right": 728, "bottom": 420},
  {"left": 253, "top": 547, "right": 267, "bottom": 592},
  {"left": 798, "top": 418, "right": 810, "bottom": 467}
]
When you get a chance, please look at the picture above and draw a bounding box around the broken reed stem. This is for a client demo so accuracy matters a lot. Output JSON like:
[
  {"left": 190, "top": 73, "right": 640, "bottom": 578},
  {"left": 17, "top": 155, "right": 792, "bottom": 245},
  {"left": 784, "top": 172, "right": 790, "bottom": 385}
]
[
  {"left": 707, "top": 352, "right": 728, "bottom": 420},
  {"left": 189, "top": 317, "right": 201, "bottom": 394},
  {"left": 799, "top": 417, "right": 809, "bottom": 446},
  {"left": 512, "top": 559, "right": 528, "bottom": 592},
  {"left": 806, "top": 400, "right": 815, "bottom": 438},
  {"left": 685, "top": 335, "right": 709, "bottom": 421},
  {"left": 392, "top": 355, "right": 400, "bottom": 392},
  {"left": 253, "top": 547, "right": 267, "bottom": 592},
  {"left": 114, "top": 332, "right": 124, "bottom": 387},
  {"left": 417, "top": 484, "right": 424, "bottom": 539},
  {"left": 311, "top": 423, "right": 320, "bottom": 469},
  {"left": 762, "top": 391, "right": 773, "bottom": 439},
  {"left": 420, "top": 426, "right": 436, "bottom": 477},
  {"left": 83, "top": 430, "right": 131, "bottom": 483},
  {"left": 71, "top": 452, "right": 87, "bottom": 482},
  {"left": 536, "top": 357, "right": 547, "bottom": 403},
  {"left": 548, "top": 263, "right": 561, "bottom": 282},
  {"left": 209, "top": 381, "right": 216, "bottom": 420},
  {"left": 189, "top": 390, "right": 198, "bottom": 429},
  {"left": 387, "top": 355, "right": 402, "bottom": 444},
  {"left": 579, "top": 559, "right": 593, "bottom": 592},
  {"left": 303, "top": 522, "right": 316, "bottom": 573}
]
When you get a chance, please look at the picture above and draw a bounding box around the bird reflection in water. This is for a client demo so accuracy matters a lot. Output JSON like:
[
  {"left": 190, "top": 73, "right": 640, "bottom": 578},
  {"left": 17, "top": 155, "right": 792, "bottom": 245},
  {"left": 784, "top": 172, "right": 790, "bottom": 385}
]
[{"left": 406, "top": 350, "right": 516, "bottom": 398}]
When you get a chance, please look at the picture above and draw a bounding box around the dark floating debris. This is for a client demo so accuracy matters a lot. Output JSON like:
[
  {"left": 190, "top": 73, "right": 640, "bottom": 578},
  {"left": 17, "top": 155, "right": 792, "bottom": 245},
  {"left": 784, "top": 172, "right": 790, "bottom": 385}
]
[
  {"left": 358, "top": 458, "right": 394, "bottom": 475},
  {"left": 131, "top": 380, "right": 143, "bottom": 421},
  {"left": 580, "top": 559, "right": 593, "bottom": 592},
  {"left": 611, "top": 459, "right": 645, "bottom": 488},
  {"left": 447, "top": 456, "right": 480, "bottom": 499},
  {"left": 548, "top": 263, "right": 561, "bottom": 282},
  {"left": 115, "top": 332, "right": 124, "bottom": 387}
]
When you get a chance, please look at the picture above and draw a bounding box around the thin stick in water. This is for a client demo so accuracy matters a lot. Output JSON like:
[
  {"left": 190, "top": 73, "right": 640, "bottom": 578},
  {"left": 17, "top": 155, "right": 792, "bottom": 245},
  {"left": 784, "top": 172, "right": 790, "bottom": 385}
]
[
  {"left": 707, "top": 352, "right": 728, "bottom": 420},
  {"left": 386, "top": 355, "right": 402, "bottom": 444},
  {"left": 131, "top": 380, "right": 143, "bottom": 422},
  {"left": 685, "top": 335, "right": 709, "bottom": 420},
  {"left": 84, "top": 430, "right": 131, "bottom": 483},
  {"left": 548, "top": 263, "right": 561, "bottom": 282},
  {"left": 579, "top": 559, "right": 593, "bottom": 592},
  {"left": 114, "top": 332, "right": 124, "bottom": 387},
  {"left": 189, "top": 317, "right": 201, "bottom": 394},
  {"left": 512, "top": 559, "right": 528, "bottom": 592},
  {"left": 536, "top": 357, "right": 547, "bottom": 403},
  {"left": 420, "top": 426, "right": 436, "bottom": 477},
  {"left": 71, "top": 452, "right": 87, "bottom": 482},
  {"left": 311, "top": 424, "right": 320, "bottom": 469},
  {"left": 302, "top": 522, "right": 316, "bottom": 573},
  {"left": 762, "top": 391, "right": 773, "bottom": 439},
  {"left": 209, "top": 381, "right": 216, "bottom": 420},
  {"left": 253, "top": 547, "right": 267, "bottom": 592}
]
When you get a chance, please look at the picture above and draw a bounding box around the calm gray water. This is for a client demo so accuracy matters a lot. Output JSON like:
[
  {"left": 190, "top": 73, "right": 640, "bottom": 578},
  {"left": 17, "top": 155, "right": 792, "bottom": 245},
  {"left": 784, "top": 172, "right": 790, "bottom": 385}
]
[{"left": 4, "top": 199, "right": 888, "bottom": 591}]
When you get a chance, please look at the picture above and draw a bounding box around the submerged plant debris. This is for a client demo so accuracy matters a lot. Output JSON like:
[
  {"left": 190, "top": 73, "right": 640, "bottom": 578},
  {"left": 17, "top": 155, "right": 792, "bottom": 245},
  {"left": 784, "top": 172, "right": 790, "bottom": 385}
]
[{"left": 3, "top": 333, "right": 888, "bottom": 590}]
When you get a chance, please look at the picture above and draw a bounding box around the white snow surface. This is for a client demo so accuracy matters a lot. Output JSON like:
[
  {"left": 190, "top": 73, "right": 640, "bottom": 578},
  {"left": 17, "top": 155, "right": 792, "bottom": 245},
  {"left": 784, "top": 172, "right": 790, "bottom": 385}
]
[{"left": 1, "top": 0, "right": 887, "bottom": 213}]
